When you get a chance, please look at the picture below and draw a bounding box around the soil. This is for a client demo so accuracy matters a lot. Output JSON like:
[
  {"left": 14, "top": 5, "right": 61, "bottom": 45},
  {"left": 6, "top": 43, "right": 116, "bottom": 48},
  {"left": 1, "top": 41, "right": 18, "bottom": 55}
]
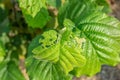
[{"left": 107, "top": 0, "right": 120, "bottom": 20}]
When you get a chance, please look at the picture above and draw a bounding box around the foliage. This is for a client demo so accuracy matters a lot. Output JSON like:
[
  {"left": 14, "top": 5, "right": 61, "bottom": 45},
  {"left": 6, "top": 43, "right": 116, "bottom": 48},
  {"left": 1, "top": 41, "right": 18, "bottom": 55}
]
[
  {"left": 26, "top": 56, "right": 73, "bottom": 80},
  {"left": 0, "top": 41, "right": 5, "bottom": 63},
  {"left": 0, "top": 61, "right": 25, "bottom": 80},
  {"left": 0, "top": 0, "right": 120, "bottom": 80},
  {"left": 58, "top": 0, "right": 120, "bottom": 76},
  {"left": 19, "top": 0, "right": 50, "bottom": 28}
]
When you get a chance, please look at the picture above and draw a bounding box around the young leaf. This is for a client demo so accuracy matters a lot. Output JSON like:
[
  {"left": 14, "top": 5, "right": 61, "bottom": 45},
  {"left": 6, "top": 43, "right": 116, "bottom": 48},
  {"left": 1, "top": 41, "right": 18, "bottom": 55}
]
[
  {"left": 58, "top": 0, "right": 120, "bottom": 76},
  {"left": 32, "top": 19, "right": 86, "bottom": 74},
  {"left": 26, "top": 56, "right": 73, "bottom": 80},
  {"left": 32, "top": 30, "right": 60, "bottom": 63}
]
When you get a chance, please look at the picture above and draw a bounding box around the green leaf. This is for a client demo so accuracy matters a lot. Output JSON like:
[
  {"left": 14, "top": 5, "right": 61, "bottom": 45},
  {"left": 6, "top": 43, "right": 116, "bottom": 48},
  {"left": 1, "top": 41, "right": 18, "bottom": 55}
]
[
  {"left": 32, "top": 30, "right": 60, "bottom": 63},
  {"left": 58, "top": 0, "right": 98, "bottom": 26},
  {"left": 0, "top": 61, "right": 25, "bottom": 80},
  {"left": 19, "top": 0, "right": 46, "bottom": 17},
  {"left": 71, "top": 41, "right": 101, "bottom": 77},
  {"left": 28, "top": 34, "right": 43, "bottom": 56},
  {"left": 0, "top": 41, "right": 5, "bottom": 63},
  {"left": 24, "top": 8, "right": 50, "bottom": 28},
  {"left": 26, "top": 56, "right": 73, "bottom": 80},
  {"left": 58, "top": 0, "right": 120, "bottom": 76},
  {"left": 95, "top": 0, "right": 111, "bottom": 13},
  {"left": 19, "top": 0, "right": 50, "bottom": 28},
  {"left": 32, "top": 21, "right": 86, "bottom": 74}
]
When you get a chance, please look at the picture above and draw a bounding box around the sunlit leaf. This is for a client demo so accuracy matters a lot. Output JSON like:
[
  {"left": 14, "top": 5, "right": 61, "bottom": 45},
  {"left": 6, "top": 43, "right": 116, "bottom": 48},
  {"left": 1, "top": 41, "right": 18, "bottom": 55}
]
[
  {"left": 31, "top": 19, "right": 86, "bottom": 74},
  {"left": 58, "top": 0, "right": 120, "bottom": 76}
]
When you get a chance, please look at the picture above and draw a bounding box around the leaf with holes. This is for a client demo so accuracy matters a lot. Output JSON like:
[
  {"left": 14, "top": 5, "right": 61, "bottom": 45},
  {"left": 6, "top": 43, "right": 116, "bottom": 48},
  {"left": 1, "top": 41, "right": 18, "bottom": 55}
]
[
  {"left": 32, "top": 19, "right": 86, "bottom": 74},
  {"left": 58, "top": 0, "right": 120, "bottom": 76},
  {"left": 32, "top": 30, "right": 60, "bottom": 63}
]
